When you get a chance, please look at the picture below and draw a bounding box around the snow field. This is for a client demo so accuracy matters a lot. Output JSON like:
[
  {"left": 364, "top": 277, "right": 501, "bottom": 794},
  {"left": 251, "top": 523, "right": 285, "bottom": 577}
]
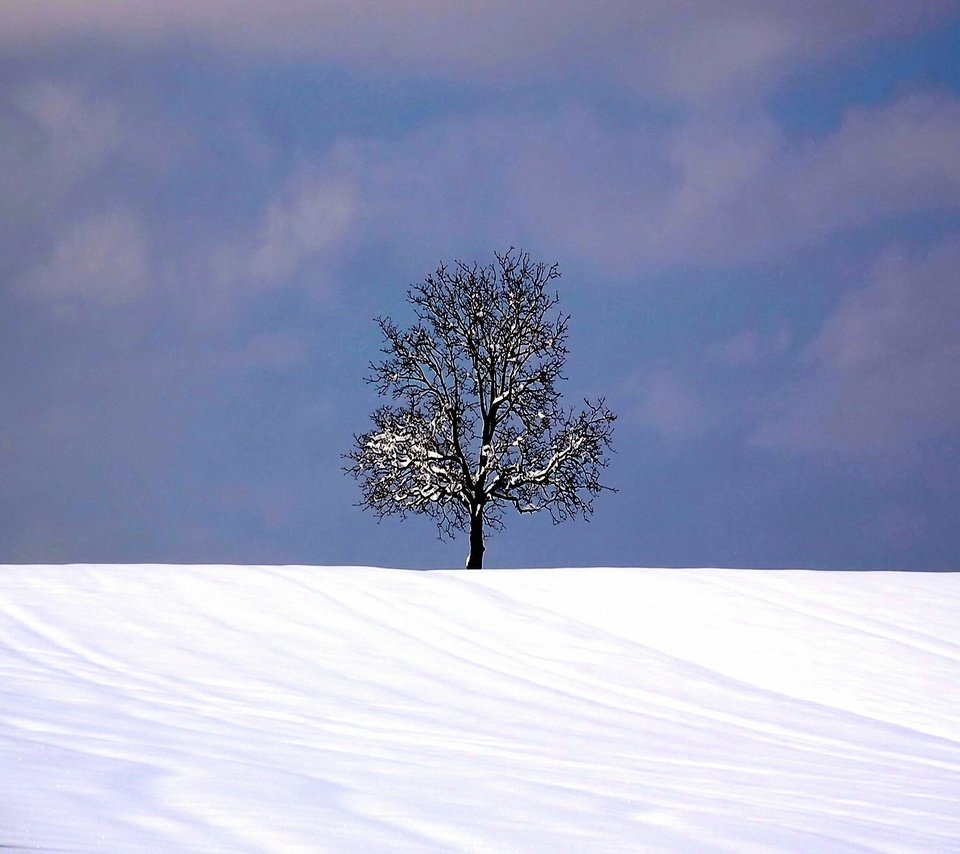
[{"left": 1, "top": 565, "right": 959, "bottom": 852}]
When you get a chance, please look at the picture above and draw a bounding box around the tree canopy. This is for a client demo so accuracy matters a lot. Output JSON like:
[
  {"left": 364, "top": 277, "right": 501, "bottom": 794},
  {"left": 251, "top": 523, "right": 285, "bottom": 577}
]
[{"left": 345, "top": 250, "right": 616, "bottom": 568}]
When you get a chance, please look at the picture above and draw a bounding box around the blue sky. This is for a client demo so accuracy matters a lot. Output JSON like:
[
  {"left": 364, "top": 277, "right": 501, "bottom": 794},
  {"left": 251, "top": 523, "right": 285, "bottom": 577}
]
[{"left": 2, "top": 2, "right": 959, "bottom": 569}]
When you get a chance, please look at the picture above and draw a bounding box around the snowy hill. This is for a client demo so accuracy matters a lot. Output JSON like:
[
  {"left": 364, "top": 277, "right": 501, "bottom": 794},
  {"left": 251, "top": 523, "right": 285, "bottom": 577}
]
[{"left": 2, "top": 565, "right": 959, "bottom": 852}]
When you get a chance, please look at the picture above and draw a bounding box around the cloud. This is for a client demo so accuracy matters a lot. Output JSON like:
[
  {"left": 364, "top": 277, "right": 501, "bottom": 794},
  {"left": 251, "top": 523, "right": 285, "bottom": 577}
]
[
  {"left": 0, "top": 78, "right": 194, "bottom": 324},
  {"left": 0, "top": 82, "right": 131, "bottom": 239},
  {"left": 191, "top": 89, "right": 957, "bottom": 280},
  {"left": 630, "top": 2, "right": 956, "bottom": 101},
  {"left": 786, "top": 92, "right": 960, "bottom": 230},
  {"left": 629, "top": 369, "right": 712, "bottom": 439},
  {"left": 0, "top": 80, "right": 185, "bottom": 210},
  {"left": 753, "top": 236, "right": 960, "bottom": 454},
  {"left": 329, "top": 114, "right": 532, "bottom": 264},
  {"left": 210, "top": 176, "right": 356, "bottom": 289},
  {"left": 0, "top": 73, "right": 355, "bottom": 332},
  {"left": 219, "top": 333, "right": 309, "bottom": 372},
  {"left": 16, "top": 209, "right": 150, "bottom": 312},
  {"left": 710, "top": 329, "right": 793, "bottom": 367},
  {"left": 4, "top": 21, "right": 959, "bottom": 324},
  {"left": 514, "top": 91, "right": 960, "bottom": 269},
  {"left": 1, "top": 2, "right": 953, "bottom": 100},
  {"left": 8, "top": 82, "right": 123, "bottom": 190}
]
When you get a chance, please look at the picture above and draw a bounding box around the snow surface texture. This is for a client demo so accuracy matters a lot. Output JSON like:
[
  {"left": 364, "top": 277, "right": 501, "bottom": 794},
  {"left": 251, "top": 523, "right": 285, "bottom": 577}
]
[{"left": 2, "top": 565, "right": 959, "bottom": 852}]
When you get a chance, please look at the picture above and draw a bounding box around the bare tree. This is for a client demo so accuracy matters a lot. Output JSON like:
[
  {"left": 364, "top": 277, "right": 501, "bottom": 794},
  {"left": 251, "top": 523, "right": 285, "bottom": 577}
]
[{"left": 345, "top": 250, "right": 616, "bottom": 568}]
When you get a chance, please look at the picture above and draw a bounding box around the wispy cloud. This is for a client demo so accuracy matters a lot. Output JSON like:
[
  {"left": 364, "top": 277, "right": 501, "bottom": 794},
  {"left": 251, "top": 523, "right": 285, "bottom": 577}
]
[
  {"left": 210, "top": 176, "right": 357, "bottom": 292},
  {"left": 514, "top": 92, "right": 960, "bottom": 269},
  {"left": 16, "top": 209, "right": 149, "bottom": 313},
  {"left": 10, "top": 82, "right": 124, "bottom": 190},
  {"left": 754, "top": 237, "right": 960, "bottom": 454},
  {"left": 627, "top": 369, "right": 713, "bottom": 440},
  {"left": 1, "top": 1, "right": 952, "bottom": 99},
  {"left": 710, "top": 329, "right": 793, "bottom": 368}
]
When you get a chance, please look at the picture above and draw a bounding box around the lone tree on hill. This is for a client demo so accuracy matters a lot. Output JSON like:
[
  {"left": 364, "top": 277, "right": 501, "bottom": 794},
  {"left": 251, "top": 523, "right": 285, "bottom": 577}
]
[{"left": 345, "top": 250, "right": 616, "bottom": 569}]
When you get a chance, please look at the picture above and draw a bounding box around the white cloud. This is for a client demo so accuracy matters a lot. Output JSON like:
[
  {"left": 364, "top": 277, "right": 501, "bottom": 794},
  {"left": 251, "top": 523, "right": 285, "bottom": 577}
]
[
  {"left": 11, "top": 82, "right": 124, "bottom": 187},
  {"left": 630, "top": 369, "right": 711, "bottom": 439},
  {"left": 0, "top": 82, "right": 130, "bottom": 228},
  {"left": 221, "top": 333, "right": 309, "bottom": 371},
  {"left": 710, "top": 329, "right": 793, "bottom": 367},
  {"left": 17, "top": 209, "right": 150, "bottom": 311},
  {"left": 514, "top": 92, "right": 960, "bottom": 269},
  {"left": 0, "top": 2, "right": 952, "bottom": 100},
  {"left": 653, "top": 14, "right": 798, "bottom": 99},
  {"left": 203, "top": 89, "right": 958, "bottom": 281},
  {"left": 753, "top": 237, "right": 960, "bottom": 454},
  {"left": 787, "top": 92, "right": 960, "bottom": 230},
  {"left": 210, "top": 177, "right": 356, "bottom": 291}
]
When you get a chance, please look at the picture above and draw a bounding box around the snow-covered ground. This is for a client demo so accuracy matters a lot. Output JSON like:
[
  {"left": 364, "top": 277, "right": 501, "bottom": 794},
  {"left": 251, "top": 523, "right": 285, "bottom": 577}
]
[{"left": 1, "top": 565, "right": 958, "bottom": 852}]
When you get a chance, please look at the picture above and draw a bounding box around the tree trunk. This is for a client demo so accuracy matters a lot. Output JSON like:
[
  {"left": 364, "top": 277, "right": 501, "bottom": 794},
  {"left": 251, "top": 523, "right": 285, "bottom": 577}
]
[{"left": 466, "top": 512, "right": 484, "bottom": 569}]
